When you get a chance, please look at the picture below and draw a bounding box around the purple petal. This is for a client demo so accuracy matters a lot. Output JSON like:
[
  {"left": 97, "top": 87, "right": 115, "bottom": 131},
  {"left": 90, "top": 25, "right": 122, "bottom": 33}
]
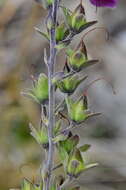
[{"left": 90, "top": 0, "right": 117, "bottom": 7}]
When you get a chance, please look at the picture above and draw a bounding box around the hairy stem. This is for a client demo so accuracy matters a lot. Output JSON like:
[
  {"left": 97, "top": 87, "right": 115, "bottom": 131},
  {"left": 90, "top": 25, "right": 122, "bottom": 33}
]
[{"left": 44, "top": 1, "right": 59, "bottom": 190}]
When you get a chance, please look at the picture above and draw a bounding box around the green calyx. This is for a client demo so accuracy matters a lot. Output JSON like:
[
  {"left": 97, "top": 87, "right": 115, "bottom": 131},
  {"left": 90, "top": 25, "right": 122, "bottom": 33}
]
[
  {"left": 71, "top": 3, "right": 86, "bottom": 33},
  {"left": 66, "top": 148, "right": 85, "bottom": 178},
  {"left": 33, "top": 73, "right": 48, "bottom": 104},
  {"left": 30, "top": 120, "right": 61, "bottom": 149},
  {"left": 26, "top": 73, "right": 48, "bottom": 104},
  {"left": 67, "top": 40, "right": 98, "bottom": 72},
  {"left": 67, "top": 40, "right": 87, "bottom": 72},
  {"left": 72, "top": 14, "right": 86, "bottom": 32},
  {"left": 68, "top": 50, "right": 87, "bottom": 71},
  {"left": 66, "top": 148, "right": 98, "bottom": 178},
  {"left": 57, "top": 133, "right": 80, "bottom": 170},
  {"left": 30, "top": 124, "right": 49, "bottom": 149},
  {"left": 65, "top": 96, "right": 101, "bottom": 124},
  {"left": 56, "top": 23, "right": 70, "bottom": 42},
  {"left": 65, "top": 96, "right": 89, "bottom": 124},
  {"left": 58, "top": 134, "right": 80, "bottom": 156},
  {"left": 62, "top": 4, "right": 97, "bottom": 34},
  {"left": 56, "top": 75, "right": 87, "bottom": 94}
]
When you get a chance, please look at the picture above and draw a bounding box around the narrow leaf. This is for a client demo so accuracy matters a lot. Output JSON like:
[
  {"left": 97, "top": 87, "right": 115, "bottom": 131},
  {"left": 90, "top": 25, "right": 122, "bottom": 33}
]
[
  {"left": 85, "top": 163, "right": 99, "bottom": 170},
  {"left": 78, "top": 21, "right": 97, "bottom": 33},
  {"left": 79, "top": 144, "right": 91, "bottom": 152},
  {"left": 35, "top": 27, "right": 49, "bottom": 41}
]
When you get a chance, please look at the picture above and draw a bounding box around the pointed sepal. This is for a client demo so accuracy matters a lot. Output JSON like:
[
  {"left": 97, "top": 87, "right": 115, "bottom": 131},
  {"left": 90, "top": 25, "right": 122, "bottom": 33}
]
[
  {"left": 79, "top": 144, "right": 91, "bottom": 152},
  {"left": 21, "top": 179, "right": 31, "bottom": 190},
  {"left": 23, "top": 73, "right": 49, "bottom": 104},
  {"left": 29, "top": 123, "right": 48, "bottom": 149}
]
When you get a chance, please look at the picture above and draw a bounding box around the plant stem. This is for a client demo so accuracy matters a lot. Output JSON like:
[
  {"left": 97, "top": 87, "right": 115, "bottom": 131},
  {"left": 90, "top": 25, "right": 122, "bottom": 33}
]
[{"left": 44, "top": 1, "right": 59, "bottom": 190}]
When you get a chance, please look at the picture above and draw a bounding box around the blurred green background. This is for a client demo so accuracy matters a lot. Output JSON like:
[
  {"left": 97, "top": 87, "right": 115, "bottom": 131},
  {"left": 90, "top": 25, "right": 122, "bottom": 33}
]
[{"left": 1, "top": 0, "right": 126, "bottom": 190}]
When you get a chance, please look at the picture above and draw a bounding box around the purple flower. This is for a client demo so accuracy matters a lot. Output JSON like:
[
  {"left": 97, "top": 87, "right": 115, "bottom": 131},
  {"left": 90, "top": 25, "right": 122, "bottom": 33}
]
[{"left": 90, "top": 0, "right": 117, "bottom": 7}]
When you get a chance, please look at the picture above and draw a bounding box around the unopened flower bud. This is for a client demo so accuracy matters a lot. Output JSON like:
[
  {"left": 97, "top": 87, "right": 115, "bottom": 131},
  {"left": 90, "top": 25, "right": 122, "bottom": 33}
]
[{"left": 72, "top": 14, "right": 86, "bottom": 32}]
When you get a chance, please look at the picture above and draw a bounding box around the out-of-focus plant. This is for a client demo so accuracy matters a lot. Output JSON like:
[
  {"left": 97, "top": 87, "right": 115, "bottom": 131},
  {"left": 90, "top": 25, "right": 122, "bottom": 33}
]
[{"left": 11, "top": 0, "right": 117, "bottom": 189}]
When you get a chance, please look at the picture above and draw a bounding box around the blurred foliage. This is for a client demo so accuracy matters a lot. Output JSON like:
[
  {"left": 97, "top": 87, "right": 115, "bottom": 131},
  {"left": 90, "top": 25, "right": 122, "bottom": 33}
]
[
  {"left": 0, "top": 0, "right": 46, "bottom": 189},
  {"left": 90, "top": 124, "right": 117, "bottom": 139},
  {"left": 0, "top": 0, "right": 126, "bottom": 190}
]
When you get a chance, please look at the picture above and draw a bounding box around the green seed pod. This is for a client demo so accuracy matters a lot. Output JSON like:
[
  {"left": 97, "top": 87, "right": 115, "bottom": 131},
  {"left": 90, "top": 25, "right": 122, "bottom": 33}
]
[
  {"left": 66, "top": 148, "right": 98, "bottom": 178},
  {"left": 26, "top": 73, "right": 48, "bottom": 104},
  {"left": 67, "top": 40, "right": 87, "bottom": 71},
  {"left": 66, "top": 96, "right": 88, "bottom": 124},
  {"left": 67, "top": 148, "right": 85, "bottom": 178},
  {"left": 71, "top": 14, "right": 86, "bottom": 32},
  {"left": 29, "top": 124, "right": 48, "bottom": 149},
  {"left": 62, "top": 4, "right": 97, "bottom": 34},
  {"left": 59, "top": 134, "right": 79, "bottom": 154},
  {"left": 69, "top": 50, "right": 87, "bottom": 71},
  {"left": 39, "top": 127, "right": 48, "bottom": 149},
  {"left": 56, "top": 75, "right": 87, "bottom": 94},
  {"left": 46, "top": 22, "right": 70, "bottom": 44},
  {"left": 66, "top": 96, "right": 101, "bottom": 124},
  {"left": 71, "top": 3, "right": 86, "bottom": 32},
  {"left": 56, "top": 23, "right": 70, "bottom": 42},
  {"left": 62, "top": 3, "right": 86, "bottom": 33},
  {"left": 30, "top": 121, "right": 62, "bottom": 149},
  {"left": 34, "top": 73, "right": 48, "bottom": 104},
  {"left": 67, "top": 40, "right": 98, "bottom": 72}
]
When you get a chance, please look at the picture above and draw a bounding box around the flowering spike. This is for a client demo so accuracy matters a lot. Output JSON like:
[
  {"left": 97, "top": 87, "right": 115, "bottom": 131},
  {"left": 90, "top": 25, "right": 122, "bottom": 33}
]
[{"left": 11, "top": 0, "right": 116, "bottom": 188}]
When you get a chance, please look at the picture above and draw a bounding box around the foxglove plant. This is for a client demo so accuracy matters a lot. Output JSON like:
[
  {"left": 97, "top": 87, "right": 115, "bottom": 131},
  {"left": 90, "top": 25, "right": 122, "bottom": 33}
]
[{"left": 11, "top": 0, "right": 117, "bottom": 189}]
